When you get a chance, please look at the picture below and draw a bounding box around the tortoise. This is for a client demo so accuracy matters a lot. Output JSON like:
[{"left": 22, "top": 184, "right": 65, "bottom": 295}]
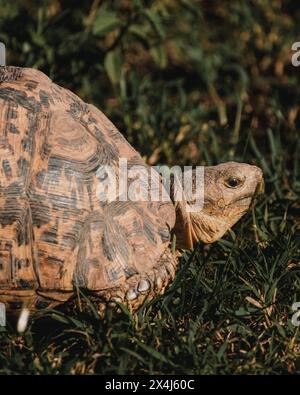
[{"left": 0, "top": 66, "right": 264, "bottom": 315}]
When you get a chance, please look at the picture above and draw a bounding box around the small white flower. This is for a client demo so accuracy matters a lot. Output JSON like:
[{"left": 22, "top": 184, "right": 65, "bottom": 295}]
[{"left": 17, "top": 308, "right": 30, "bottom": 333}]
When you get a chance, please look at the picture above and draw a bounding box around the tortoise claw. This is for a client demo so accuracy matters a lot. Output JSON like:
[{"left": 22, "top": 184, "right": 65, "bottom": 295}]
[
  {"left": 111, "top": 296, "right": 123, "bottom": 303},
  {"left": 126, "top": 289, "right": 139, "bottom": 301},
  {"left": 108, "top": 296, "right": 123, "bottom": 308},
  {"left": 137, "top": 279, "right": 151, "bottom": 294}
]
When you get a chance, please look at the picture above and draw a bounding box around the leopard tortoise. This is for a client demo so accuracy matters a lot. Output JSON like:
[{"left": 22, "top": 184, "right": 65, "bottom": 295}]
[{"left": 0, "top": 66, "right": 264, "bottom": 314}]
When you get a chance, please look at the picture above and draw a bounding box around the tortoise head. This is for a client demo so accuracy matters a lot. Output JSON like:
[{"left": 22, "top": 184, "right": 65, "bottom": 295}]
[{"left": 173, "top": 162, "right": 264, "bottom": 249}]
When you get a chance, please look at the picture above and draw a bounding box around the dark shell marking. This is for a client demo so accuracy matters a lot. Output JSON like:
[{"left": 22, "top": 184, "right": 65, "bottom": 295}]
[{"left": 0, "top": 66, "right": 177, "bottom": 312}]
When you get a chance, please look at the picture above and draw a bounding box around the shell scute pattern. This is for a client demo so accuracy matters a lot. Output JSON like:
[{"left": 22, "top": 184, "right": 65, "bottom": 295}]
[{"left": 0, "top": 67, "right": 176, "bottom": 310}]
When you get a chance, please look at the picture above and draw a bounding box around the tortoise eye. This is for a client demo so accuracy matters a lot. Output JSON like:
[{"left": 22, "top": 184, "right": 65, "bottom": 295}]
[{"left": 225, "top": 177, "right": 242, "bottom": 188}]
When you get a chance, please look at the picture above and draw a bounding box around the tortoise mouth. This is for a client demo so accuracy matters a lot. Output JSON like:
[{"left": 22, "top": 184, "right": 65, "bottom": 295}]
[
  {"left": 249, "top": 179, "right": 265, "bottom": 209},
  {"left": 229, "top": 179, "right": 264, "bottom": 208},
  {"left": 256, "top": 179, "right": 265, "bottom": 195}
]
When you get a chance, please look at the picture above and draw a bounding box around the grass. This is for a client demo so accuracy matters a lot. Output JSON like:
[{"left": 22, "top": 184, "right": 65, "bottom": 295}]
[
  {"left": 0, "top": 176, "right": 299, "bottom": 374},
  {"left": 0, "top": 0, "right": 300, "bottom": 374}
]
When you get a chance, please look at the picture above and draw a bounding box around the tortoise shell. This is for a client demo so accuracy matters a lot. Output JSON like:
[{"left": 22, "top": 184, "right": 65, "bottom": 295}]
[{"left": 0, "top": 66, "right": 177, "bottom": 311}]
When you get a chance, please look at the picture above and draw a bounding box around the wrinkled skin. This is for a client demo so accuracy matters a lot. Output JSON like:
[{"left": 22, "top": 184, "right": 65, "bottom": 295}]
[{"left": 173, "top": 162, "right": 264, "bottom": 249}]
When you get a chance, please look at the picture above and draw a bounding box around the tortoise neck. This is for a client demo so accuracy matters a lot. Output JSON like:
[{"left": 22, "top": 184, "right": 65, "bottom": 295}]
[{"left": 169, "top": 175, "right": 194, "bottom": 250}]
